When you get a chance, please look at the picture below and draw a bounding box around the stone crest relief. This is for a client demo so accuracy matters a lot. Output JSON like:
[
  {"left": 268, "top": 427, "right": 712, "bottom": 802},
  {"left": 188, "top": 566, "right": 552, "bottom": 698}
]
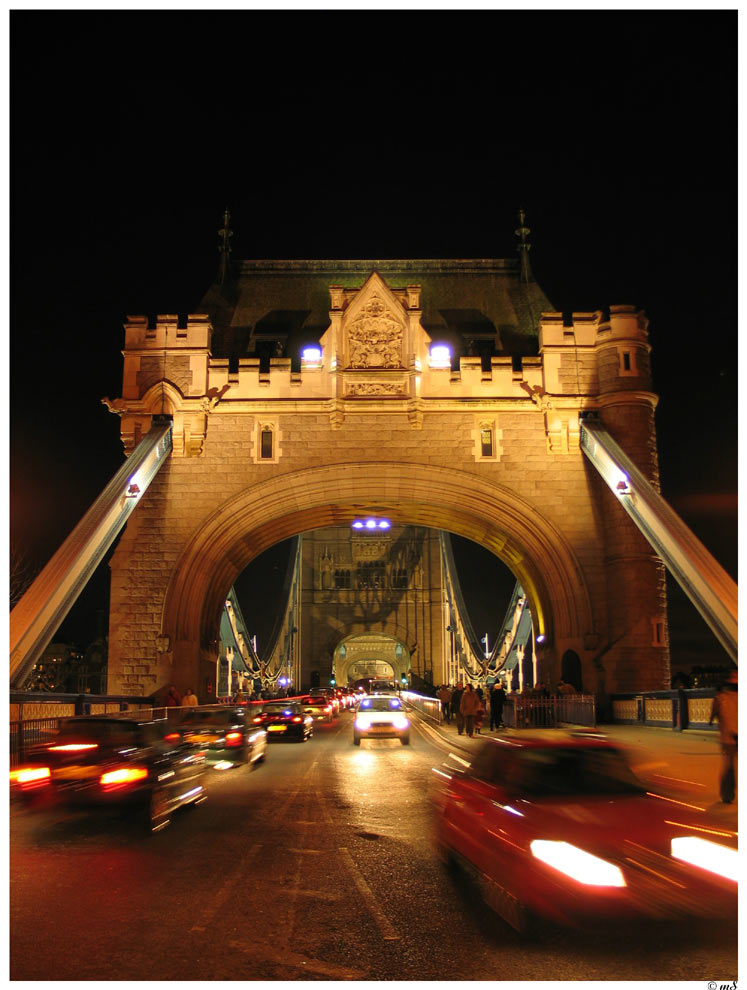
[
  {"left": 345, "top": 296, "right": 404, "bottom": 369},
  {"left": 346, "top": 382, "right": 404, "bottom": 397}
]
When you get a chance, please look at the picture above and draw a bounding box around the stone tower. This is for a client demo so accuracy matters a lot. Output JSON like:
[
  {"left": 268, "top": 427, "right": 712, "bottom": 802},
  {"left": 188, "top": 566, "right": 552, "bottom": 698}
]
[{"left": 104, "top": 246, "right": 670, "bottom": 702}]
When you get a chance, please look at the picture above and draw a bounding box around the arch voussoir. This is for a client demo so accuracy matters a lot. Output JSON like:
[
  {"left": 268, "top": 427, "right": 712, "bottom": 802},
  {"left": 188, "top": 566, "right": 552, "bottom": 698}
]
[{"left": 162, "top": 462, "right": 593, "bottom": 658}]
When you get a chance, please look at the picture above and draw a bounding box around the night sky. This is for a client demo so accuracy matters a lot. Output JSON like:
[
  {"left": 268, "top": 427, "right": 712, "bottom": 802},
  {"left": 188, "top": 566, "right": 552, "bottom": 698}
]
[{"left": 9, "top": 10, "right": 737, "bottom": 670}]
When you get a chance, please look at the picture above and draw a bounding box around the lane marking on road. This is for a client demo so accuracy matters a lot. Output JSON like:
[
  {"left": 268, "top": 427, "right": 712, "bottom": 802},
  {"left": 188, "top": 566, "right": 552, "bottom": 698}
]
[
  {"left": 295, "top": 888, "right": 342, "bottom": 901},
  {"left": 228, "top": 938, "right": 367, "bottom": 980},
  {"left": 315, "top": 788, "right": 335, "bottom": 824},
  {"left": 337, "top": 846, "right": 400, "bottom": 941},
  {"left": 287, "top": 847, "right": 324, "bottom": 854},
  {"left": 190, "top": 842, "right": 262, "bottom": 932}
]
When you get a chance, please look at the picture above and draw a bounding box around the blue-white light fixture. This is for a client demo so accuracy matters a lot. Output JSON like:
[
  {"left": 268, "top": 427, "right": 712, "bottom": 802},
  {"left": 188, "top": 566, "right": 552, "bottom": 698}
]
[{"left": 429, "top": 344, "right": 451, "bottom": 368}]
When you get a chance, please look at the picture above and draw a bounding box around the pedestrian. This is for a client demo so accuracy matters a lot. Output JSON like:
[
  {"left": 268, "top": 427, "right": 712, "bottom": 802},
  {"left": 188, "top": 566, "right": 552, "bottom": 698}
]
[
  {"left": 474, "top": 696, "right": 485, "bottom": 734},
  {"left": 709, "top": 669, "right": 738, "bottom": 804},
  {"left": 438, "top": 684, "right": 453, "bottom": 724},
  {"left": 451, "top": 683, "right": 465, "bottom": 734},
  {"left": 182, "top": 687, "right": 198, "bottom": 707},
  {"left": 165, "top": 684, "right": 181, "bottom": 707},
  {"left": 489, "top": 681, "right": 505, "bottom": 730},
  {"left": 460, "top": 683, "right": 481, "bottom": 738}
]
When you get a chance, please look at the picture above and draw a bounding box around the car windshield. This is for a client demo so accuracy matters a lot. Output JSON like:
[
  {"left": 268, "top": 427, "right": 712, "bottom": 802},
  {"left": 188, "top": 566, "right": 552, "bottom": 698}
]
[
  {"left": 510, "top": 746, "right": 645, "bottom": 797},
  {"left": 359, "top": 697, "right": 402, "bottom": 712},
  {"left": 180, "top": 710, "right": 237, "bottom": 726},
  {"left": 261, "top": 704, "right": 297, "bottom": 715}
]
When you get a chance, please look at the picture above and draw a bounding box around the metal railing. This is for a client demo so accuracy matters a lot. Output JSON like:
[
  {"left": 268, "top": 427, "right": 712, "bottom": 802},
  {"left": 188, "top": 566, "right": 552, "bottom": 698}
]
[
  {"left": 401, "top": 690, "right": 444, "bottom": 724},
  {"left": 9, "top": 692, "right": 156, "bottom": 767},
  {"left": 503, "top": 694, "right": 596, "bottom": 729}
]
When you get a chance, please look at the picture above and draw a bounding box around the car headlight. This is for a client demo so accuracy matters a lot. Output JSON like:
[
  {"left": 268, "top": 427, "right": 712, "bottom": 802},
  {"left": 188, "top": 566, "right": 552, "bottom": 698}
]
[
  {"left": 356, "top": 715, "right": 372, "bottom": 730},
  {"left": 392, "top": 714, "right": 409, "bottom": 729},
  {"left": 671, "top": 836, "right": 739, "bottom": 882},
  {"left": 530, "top": 840, "right": 626, "bottom": 888}
]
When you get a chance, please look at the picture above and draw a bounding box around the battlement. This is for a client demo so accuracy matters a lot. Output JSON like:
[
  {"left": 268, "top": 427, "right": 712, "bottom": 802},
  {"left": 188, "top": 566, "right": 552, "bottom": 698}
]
[{"left": 124, "top": 314, "right": 212, "bottom": 351}]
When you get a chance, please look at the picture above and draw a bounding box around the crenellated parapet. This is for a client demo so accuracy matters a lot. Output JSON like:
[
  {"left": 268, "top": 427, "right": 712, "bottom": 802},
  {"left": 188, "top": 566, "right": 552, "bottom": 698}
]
[{"left": 107, "top": 290, "right": 656, "bottom": 466}]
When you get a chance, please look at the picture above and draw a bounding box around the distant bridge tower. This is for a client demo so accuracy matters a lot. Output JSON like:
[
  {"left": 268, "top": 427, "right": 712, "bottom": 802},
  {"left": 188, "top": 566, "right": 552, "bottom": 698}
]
[{"left": 263, "top": 525, "right": 501, "bottom": 694}]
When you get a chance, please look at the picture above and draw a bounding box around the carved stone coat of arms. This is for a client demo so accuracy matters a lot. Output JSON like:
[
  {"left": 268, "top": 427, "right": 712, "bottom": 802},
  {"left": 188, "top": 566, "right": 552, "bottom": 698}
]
[{"left": 346, "top": 297, "right": 404, "bottom": 369}]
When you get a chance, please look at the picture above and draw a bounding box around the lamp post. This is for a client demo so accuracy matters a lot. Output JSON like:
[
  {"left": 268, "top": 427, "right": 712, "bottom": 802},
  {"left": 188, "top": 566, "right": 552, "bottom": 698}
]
[{"left": 446, "top": 624, "right": 455, "bottom": 684}]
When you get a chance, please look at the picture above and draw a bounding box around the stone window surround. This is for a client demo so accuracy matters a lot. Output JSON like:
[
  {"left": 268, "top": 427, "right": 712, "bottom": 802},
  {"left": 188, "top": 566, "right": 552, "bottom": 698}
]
[
  {"left": 252, "top": 418, "right": 282, "bottom": 464},
  {"left": 472, "top": 417, "right": 502, "bottom": 462},
  {"left": 618, "top": 345, "right": 639, "bottom": 377}
]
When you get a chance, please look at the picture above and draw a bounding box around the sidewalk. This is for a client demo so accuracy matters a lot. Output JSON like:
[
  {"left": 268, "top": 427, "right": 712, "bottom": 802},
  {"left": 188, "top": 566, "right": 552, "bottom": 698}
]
[{"left": 413, "top": 710, "right": 738, "bottom": 830}]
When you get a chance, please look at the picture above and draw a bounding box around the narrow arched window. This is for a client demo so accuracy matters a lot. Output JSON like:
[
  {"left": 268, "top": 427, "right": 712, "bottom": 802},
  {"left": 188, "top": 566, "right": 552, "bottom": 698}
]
[
  {"left": 480, "top": 426, "right": 493, "bottom": 458},
  {"left": 260, "top": 427, "right": 274, "bottom": 460}
]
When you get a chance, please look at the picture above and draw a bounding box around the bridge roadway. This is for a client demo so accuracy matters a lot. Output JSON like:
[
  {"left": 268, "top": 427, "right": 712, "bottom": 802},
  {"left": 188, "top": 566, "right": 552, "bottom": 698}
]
[{"left": 10, "top": 707, "right": 737, "bottom": 981}]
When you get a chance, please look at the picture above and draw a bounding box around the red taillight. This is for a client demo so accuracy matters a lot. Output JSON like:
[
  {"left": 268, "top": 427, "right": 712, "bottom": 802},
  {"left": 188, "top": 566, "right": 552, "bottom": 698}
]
[
  {"left": 252, "top": 717, "right": 262, "bottom": 723},
  {"left": 100, "top": 767, "right": 148, "bottom": 788},
  {"left": 11, "top": 766, "right": 51, "bottom": 786},
  {"left": 225, "top": 731, "right": 243, "bottom": 748},
  {"left": 291, "top": 716, "right": 303, "bottom": 723},
  {"left": 47, "top": 743, "right": 99, "bottom": 752},
  {"left": 164, "top": 733, "right": 180, "bottom": 743}
]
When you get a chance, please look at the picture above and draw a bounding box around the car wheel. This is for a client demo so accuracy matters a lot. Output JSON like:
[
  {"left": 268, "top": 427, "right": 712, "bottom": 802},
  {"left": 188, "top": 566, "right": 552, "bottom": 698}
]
[
  {"left": 401, "top": 735, "right": 410, "bottom": 745},
  {"left": 147, "top": 785, "right": 171, "bottom": 833},
  {"left": 353, "top": 735, "right": 361, "bottom": 746}
]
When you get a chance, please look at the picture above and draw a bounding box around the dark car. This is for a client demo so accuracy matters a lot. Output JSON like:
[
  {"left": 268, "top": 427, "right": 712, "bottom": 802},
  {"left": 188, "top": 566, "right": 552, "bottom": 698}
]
[
  {"left": 432, "top": 732, "right": 737, "bottom": 932},
  {"left": 251, "top": 701, "right": 314, "bottom": 741},
  {"left": 10, "top": 715, "right": 207, "bottom": 832},
  {"left": 174, "top": 706, "right": 267, "bottom": 768}
]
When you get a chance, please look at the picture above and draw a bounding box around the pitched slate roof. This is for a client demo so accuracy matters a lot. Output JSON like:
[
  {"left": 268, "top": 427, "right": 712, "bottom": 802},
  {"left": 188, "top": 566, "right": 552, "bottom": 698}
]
[{"left": 199, "top": 258, "right": 555, "bottom": 363}]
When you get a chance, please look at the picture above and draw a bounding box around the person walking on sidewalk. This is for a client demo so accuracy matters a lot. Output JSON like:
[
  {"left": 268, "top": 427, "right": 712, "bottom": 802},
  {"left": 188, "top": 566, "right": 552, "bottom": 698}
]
[
  {"left": 451, "top": 683, "right": 465, "bottom": 735},
  {"left": 710, "top": 669, "right": 738, "bottom": 804},
  {"left": 474, "top": 695, "right": 485, "bottom": 734},
  {"left": 460, "top": 683, "right": 481, "bottom": 738},
  {"left": 489, "top": 681, "right": 505, "bottom": 730},
  {"left": 438, "top": 684, "right": 453, "bottom": 724}
]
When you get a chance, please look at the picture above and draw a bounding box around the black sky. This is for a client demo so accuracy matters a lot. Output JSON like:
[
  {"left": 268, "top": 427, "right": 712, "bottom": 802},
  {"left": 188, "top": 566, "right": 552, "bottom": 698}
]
[{"left": 9, "top": 10, "right": 737, "bottom": 665}]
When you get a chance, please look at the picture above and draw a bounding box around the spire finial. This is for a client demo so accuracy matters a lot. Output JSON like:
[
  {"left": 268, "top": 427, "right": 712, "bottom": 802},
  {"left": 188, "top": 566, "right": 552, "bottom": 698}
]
[
  {"left": 218, "top": 207, "right": 233, "bottom": 284},
  {"left": 514, "top": 207, "right": 534, "bottom": 284}
]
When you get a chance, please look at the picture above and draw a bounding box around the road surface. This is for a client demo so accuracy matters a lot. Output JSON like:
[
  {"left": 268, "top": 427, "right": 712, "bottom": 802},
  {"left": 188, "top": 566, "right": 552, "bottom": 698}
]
[{"left": 10, "top": 708, "right": 737, "bottom": 981}]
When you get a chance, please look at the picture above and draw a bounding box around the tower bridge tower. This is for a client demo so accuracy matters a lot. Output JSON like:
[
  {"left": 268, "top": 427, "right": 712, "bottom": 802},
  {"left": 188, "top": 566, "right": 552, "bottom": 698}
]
[{"left": 101, "top": 219, "right": 671, "bottom": 704}]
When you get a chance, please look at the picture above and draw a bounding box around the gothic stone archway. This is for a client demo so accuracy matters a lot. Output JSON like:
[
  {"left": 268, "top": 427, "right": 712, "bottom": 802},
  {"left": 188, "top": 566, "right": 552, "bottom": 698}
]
[
  {"left": 110, "top": 460, "right": 599, "bottom": 698},
  {"left": 335, "top": 633, "right": 408, "bottom": 685}
]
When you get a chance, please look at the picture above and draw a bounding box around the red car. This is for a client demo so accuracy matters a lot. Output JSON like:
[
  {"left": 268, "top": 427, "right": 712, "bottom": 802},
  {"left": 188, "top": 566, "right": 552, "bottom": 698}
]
[{"left": 433, "top": 732, "right": 737, "bottom": 933}]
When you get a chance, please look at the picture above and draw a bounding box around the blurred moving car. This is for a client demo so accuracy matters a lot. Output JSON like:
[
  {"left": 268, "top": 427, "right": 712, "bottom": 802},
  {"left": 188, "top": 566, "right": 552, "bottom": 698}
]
[
  {"left": 175, "top": 705, "right": 267, "bottom": 769},
  {"left": 251, "top": 701, "right": 314, "bottom": 741},
  {"left": 432, "top": 732, "right": 738, "bottom": 932},
  {"left": 319, "top": 689, "right": 341, "bottom": 715},
  {"left": 301, "top": 695, "right": 336, "bottom": 723},
  {"left": 10, "top": 715, "right": 207, "bottom": 832},
  {"left": 354, "top": 694, "right": 410, "bottom": 745}
]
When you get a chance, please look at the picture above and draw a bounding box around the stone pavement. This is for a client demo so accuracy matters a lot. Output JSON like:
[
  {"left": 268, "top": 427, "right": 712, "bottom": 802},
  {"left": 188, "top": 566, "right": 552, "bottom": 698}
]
[{"left": 412, "top": 709, "right": 738, "bottom": 831}]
